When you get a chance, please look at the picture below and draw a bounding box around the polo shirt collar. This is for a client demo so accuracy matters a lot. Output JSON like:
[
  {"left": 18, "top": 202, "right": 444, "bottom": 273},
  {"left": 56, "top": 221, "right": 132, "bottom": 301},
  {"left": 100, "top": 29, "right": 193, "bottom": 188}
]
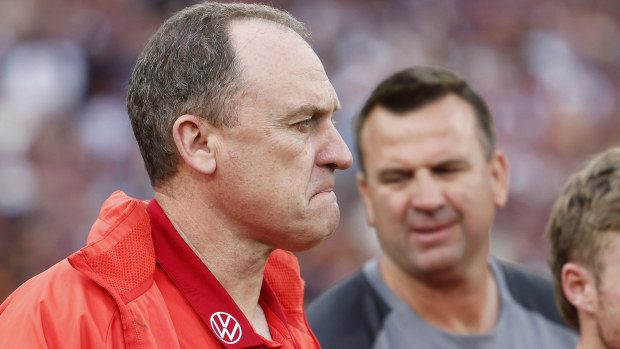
[{"left": 148, "top": 199, "right": 288, "bottom": 348}]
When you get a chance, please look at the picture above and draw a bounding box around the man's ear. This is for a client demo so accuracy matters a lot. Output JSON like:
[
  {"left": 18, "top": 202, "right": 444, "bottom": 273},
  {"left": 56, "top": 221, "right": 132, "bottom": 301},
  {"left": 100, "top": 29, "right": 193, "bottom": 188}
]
[
  {"left": 357, "top": 172, "right": 376, "bottom": 227},
  {"left": 490, "top": 149, "right": 509, "bottom": 209},
  {"left": 172, "top": 114, "right": 217, "bottom": 175},
  {"left": 562, "top": 262, "right": 597, "bottom": 315}
]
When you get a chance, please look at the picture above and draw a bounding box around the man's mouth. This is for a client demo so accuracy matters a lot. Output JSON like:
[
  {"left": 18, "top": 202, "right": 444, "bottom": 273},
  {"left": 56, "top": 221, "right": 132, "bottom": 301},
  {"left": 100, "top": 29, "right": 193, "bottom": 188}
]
[
  {"left": 408, "top": 221, "right": 457, "bottom": 244},
  {"left": 411, "top": 221, "right": 455, "bottom": 234}
]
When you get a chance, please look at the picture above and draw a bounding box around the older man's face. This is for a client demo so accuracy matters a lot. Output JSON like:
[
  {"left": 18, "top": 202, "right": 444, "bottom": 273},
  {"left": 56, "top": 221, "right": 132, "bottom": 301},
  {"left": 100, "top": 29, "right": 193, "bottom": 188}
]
[{"left": 211, "top": 19, "right": 352, "bottom": 251}]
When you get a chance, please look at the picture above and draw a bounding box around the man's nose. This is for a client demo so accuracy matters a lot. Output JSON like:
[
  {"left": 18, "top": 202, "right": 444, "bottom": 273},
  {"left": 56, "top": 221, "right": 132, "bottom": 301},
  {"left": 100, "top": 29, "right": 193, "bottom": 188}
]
[
  {"left": 408, "top": 171, "right": 446, "bottom": 212},
  {"left": 317, "top": 122, "right": 353, "bottom": 171}
]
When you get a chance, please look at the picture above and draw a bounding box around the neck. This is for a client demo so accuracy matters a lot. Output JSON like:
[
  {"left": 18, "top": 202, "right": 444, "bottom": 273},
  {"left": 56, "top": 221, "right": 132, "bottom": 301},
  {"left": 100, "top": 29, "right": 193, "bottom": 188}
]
[
  {"left": 577, "top": 314, "right": 609, "bottom": 349},
  {"left": 154, "top": 190, "right": 272, "bottom": 325},
  {"left": 380, "top": 256, "right": 500, "bottom": 334}
]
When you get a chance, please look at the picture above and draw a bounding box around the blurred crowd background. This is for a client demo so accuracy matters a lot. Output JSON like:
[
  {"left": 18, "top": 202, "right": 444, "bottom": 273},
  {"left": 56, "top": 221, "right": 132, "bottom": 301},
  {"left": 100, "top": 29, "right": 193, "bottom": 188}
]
[{"left": 0, "top": 0, "right": 619, "bottom": 301}]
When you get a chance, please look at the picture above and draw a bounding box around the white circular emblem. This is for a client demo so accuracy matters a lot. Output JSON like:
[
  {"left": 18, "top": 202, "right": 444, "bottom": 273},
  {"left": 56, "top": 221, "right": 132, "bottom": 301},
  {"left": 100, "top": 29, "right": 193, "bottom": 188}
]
[{"left": 210, "top": 311, "right": 242, "bottom": 344}]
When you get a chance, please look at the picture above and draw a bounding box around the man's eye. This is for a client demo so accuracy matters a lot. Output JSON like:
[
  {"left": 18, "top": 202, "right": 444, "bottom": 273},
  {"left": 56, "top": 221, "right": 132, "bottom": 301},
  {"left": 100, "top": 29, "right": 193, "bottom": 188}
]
[
  {"left": 435, "top": 167, "right": 458, "bottom": 174},
  {"left": 294, "top": 118, "right": 316, "bottom": 132},
  {"left": 434, "top": 165, "right": 466, "bottom": 176},
  {"left": 382, "top": 177, "right": 404, "bottom": 184},
  {"left": 379, "top": 175, "right": 408, "bottom": 184}
]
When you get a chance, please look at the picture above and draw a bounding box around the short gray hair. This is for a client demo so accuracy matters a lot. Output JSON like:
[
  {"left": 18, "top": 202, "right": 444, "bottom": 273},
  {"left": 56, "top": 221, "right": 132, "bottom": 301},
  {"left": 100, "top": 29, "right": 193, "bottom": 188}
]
[{"left": 127, "top": 2, "right": 308, "bottom": 186}]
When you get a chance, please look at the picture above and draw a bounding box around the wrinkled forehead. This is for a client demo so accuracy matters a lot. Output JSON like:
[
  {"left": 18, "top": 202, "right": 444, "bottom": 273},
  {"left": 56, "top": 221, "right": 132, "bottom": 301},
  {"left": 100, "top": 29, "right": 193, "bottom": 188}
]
[
  {"left": 229, "top": 18, "right": 339, "bottom": 109},
  {"left": 363, "top": 97, "right": 478, "bottom": 141},
  {"left": 229, "top": 19, "right": 320, "bottom": 78}
]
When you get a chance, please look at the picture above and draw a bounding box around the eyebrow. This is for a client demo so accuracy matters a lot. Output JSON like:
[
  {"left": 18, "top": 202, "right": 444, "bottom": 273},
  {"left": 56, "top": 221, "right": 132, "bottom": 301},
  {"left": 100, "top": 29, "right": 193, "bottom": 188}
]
[
  {"left": 375, "top": 158, "right": 469, "bottom": 179},
  {"left": 285, "top": 101, "right": 340, "bottom": 120}
]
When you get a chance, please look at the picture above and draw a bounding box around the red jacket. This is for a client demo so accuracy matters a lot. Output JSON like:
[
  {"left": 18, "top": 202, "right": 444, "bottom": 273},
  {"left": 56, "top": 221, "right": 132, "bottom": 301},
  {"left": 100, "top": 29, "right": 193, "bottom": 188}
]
[{"left": 0, "top": 191, "right": 320, "bottom": 348}]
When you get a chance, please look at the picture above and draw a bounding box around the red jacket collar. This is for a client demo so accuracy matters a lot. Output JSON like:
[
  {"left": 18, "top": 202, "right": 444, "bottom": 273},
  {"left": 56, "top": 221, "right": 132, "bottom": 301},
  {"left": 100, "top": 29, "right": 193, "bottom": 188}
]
[{"left": 68, "top": 191, "right": 155, "bottom": 304}]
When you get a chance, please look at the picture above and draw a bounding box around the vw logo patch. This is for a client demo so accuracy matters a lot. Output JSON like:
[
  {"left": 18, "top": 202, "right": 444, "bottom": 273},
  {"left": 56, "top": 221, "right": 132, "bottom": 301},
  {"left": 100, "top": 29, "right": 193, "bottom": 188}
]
[{"left": 210, "top": 311, "right": 242, "bottom": 344}]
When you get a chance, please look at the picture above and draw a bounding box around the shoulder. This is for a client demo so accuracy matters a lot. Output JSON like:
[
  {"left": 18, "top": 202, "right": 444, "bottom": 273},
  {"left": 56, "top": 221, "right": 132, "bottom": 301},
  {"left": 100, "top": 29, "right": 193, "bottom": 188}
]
[
  {"left": 306, "top": 269, "right": 390, "bottom": 349},
  {"left": 496, "top": 259, "right": 567, "bottom": 327},
  {"left": 0, "top": 259, "right": 121, "bottom": 347},
  {"left": 2, "top": 258, "right": 117, "bottom": 309}
]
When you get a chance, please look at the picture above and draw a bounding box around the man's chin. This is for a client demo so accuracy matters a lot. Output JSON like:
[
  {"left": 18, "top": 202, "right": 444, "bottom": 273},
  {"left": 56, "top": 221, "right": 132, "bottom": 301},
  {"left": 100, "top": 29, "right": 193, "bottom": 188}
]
[{"left": 285, "top": 226, "right": 337, "bottom": 252}]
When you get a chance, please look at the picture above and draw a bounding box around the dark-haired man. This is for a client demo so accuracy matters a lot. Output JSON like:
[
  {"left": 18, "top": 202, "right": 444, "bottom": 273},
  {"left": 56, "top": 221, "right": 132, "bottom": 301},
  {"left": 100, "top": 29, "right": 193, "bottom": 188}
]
[
  {"left": 307, "top": 66, "right": 577, "bottom": 348},
  {"left": 0, "top": 2, "right": 352, "bottom": 347}
]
